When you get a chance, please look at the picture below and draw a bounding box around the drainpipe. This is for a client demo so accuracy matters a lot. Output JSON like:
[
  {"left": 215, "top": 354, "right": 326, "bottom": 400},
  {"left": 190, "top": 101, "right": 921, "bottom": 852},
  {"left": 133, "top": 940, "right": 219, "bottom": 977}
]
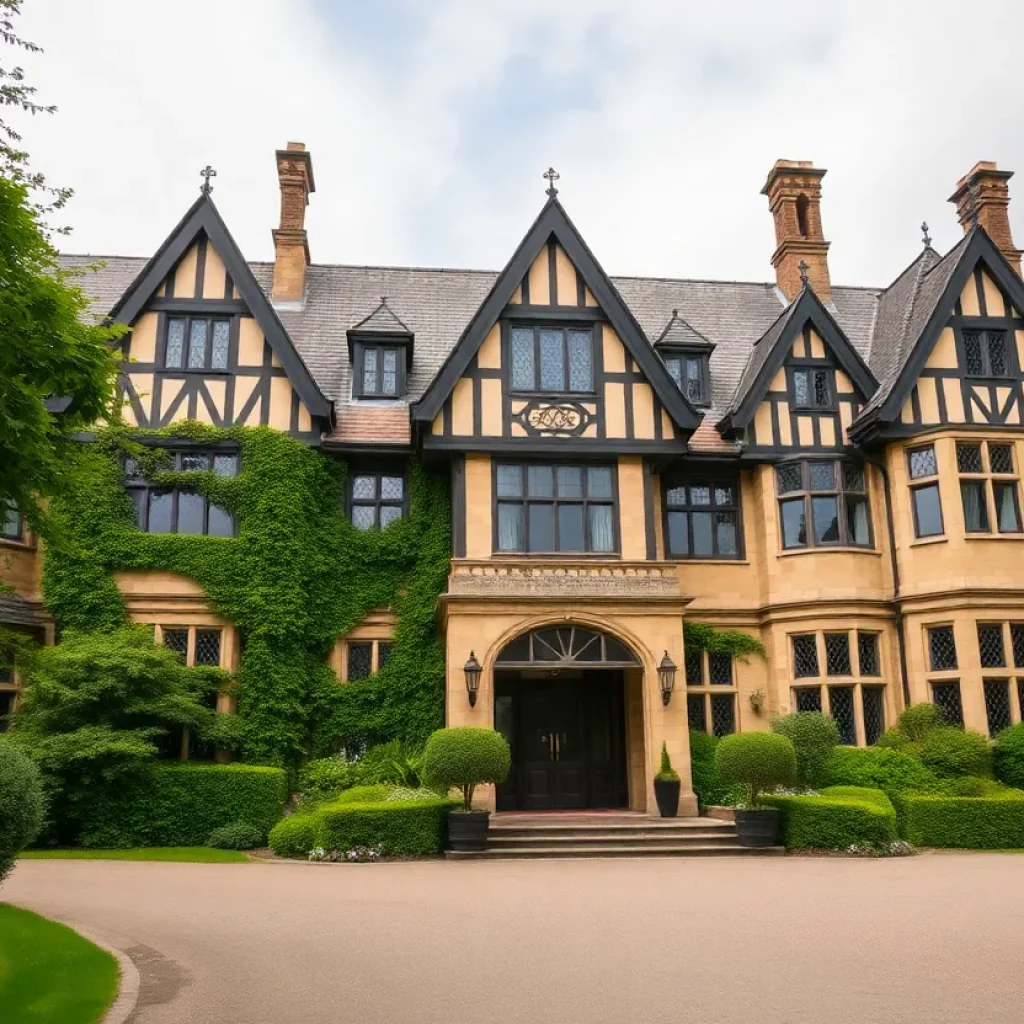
[{"left": 863, "top": 452, "right": 911, "bottom": 708}]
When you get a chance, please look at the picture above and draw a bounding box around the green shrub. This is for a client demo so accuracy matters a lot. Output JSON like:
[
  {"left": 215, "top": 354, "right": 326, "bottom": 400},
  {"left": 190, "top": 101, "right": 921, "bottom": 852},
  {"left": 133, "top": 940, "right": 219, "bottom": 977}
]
[
  {"left": 821, "top": 746, "right": 942, "bottom": 795},
  {"left": 207, "top": 821, "right": 265, "bottom": 850},
  {"left": 770, "top": 712, "right": 840, "bottom": 789},
  {"left": 993, "top": 723, "right": 1024, "bottom": 789},
  {"left": 80, "top": 763, "right": 288, "bottom": 848},
  {"left": 899, "top": 795, "right": 1024, "bottom": 848},
  {"left": 875, "top": 728, "right": 910, "bottom": 751},
  {"left": 299, "top": 756, "right": 360, "bottom": 807},
  {"left": 328, "top": 784, "right": 390, "bottom": 806},
  {"left": 688, "top": 731, "right": 743, "bottom": 807},
  {"left": 655, "top": 742, "right": 679, "bottom": 783},
  {"left": 315, "top": 796, "right": 458, "bottom": 855},
  {"left": 714, "top": 731, "right": 796, "bottom": 806},
  {"left": 354, "top": 741, "right": 424, "bottom": 788},
  {"left": 422, "top": 727, "right": 510, "bottom": 810},
  {"left": 268, "top": 814, "right": 316, "bottom": 858},
  {"left": 819, "top": 786, "right": 896, "bottom": 812},
  {"left": 0, "top": 740, "right": 46, "bottom": 883},
  {"left": 947, "top": 777, "right": 1018, "bottom": 798},
  {"left": 896, "top": 702, "right": 948, "bottom": 741},
  {"left": 917, "top": 727, "right": 992, "bottom": 779},
  {"left": 763, "top": 791, "right": 898, "bottom": 849}
]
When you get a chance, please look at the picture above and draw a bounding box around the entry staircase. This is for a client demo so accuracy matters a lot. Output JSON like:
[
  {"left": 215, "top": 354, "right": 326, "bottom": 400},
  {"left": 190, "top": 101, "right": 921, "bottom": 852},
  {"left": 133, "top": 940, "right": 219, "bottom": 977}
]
[{"left": 446, "top": 812, "right": 784, "bottom": 860}]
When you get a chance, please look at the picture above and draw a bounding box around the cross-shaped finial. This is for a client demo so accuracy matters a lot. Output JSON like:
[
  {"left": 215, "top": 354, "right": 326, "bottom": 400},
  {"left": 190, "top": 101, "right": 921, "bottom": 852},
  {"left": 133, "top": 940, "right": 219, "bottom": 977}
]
[
  {"left": 200, "top": 165, "right": 217, "bottom": 196},
  {"left": 798, "top": 260, "right": 809, "bottom": 285},
  {"left": 543, "top": 167, "right": 560, "bottom": 198},
  {"left": 921, "top": 221, "right": 932, "bottom": 248}
]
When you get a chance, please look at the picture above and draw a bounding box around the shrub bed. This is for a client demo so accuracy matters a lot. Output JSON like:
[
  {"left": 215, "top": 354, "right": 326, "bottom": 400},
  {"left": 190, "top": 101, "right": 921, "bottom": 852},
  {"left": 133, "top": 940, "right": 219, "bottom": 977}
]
[
  {"left": 689, "top": 731, "right": 743, "bottom": 808},
  {"left": 898, "top": 793, "right": 1024, "bottom": 849},
  {"left": 821, "top": 746, "right": 942, "bottom": 796},
  {"left": 80, "top": 764, "right": 288, "bottom": 848},
  {"left": 315, "top": 795, "right": 458, "bottom": 856},
  {"left": 763, "top": 789, "right": 898, "bottom": 850},
  {"left": 993, "top": 723, "right": 1024, "bottom": 789},
  {"left": 268, "top": 814, "right": 317, "bottom": 858}
]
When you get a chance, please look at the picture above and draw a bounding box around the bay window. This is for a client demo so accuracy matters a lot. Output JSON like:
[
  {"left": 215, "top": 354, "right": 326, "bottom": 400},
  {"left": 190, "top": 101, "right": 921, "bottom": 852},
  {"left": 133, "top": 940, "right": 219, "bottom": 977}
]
[{"left": 776, "top": 459, "right": 871, "bottom": 549}]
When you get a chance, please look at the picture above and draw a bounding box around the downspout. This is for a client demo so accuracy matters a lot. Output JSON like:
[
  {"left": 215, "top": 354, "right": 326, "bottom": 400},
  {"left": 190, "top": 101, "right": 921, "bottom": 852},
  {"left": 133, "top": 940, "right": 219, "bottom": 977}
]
[{"left": 863, "top": 451, "right": 911, "bottom": 707}]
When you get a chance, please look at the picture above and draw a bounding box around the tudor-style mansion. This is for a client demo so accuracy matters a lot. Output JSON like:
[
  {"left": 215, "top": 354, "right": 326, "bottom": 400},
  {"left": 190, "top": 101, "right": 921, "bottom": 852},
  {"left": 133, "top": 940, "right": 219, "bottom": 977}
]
[{"left": 3, "top": 145, "right": 1024, "bottom": 815}]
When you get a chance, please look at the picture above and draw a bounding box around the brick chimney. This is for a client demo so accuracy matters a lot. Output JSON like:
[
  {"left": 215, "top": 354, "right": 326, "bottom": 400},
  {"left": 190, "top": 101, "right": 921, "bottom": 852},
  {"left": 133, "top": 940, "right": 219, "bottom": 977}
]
[
  {"left": 761, "top": 159, "right": 831, "bottom": 304},
  {"left": 272, "top": 142, "right": 315, "bottom": 304},
  {"left": 948, "top": 161, "right": 1022, "bottom": 274}
]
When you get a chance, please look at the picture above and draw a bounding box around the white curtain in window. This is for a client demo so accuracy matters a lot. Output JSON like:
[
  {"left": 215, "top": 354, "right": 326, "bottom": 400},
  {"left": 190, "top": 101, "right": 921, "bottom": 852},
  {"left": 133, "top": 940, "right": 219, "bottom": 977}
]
[{"left": 588, "top": 505, "right": 614, "bottom": 552}]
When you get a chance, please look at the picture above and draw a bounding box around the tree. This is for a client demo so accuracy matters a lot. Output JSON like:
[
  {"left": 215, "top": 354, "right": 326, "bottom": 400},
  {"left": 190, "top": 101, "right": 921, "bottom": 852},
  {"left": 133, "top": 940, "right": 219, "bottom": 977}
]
[
  {"left": 0, "top": 0, "right": 122, "bottom": 525},
  {"left": 11, "top": 627, "right": 240, "bottom": 842}
]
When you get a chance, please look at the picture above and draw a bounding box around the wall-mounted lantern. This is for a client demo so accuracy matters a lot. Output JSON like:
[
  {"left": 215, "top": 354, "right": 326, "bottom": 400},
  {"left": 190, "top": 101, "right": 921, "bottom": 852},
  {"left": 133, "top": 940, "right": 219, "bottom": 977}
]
[
  {"left": 658, "top": 651, "right": 677, "bottom": 706},
  {"left": 464, "top": 651, "right": 482, "bottom": 707}
]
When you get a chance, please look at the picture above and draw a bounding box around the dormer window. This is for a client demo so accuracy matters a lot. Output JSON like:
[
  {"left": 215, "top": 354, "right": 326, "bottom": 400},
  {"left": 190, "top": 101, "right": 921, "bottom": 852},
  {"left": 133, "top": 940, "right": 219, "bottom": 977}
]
[
  {"left": 355, "top": 344, "right": 403, "bottom": 398},
  {"left": 663, "top": 352, "right": 709, "bottom": 406}
]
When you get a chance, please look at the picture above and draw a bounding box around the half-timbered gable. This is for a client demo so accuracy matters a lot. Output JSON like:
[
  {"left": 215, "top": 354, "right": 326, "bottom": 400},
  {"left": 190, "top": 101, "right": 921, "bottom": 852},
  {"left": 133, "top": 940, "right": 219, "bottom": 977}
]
[
  {"left": 110, "top": 194, "right": 332, "bottom": 442},
  {"left": 718, "top": 285, "right": 877, "bottom": 456},
  {"left": 414, "top": 197, "right": 700, "bottom": 454}
]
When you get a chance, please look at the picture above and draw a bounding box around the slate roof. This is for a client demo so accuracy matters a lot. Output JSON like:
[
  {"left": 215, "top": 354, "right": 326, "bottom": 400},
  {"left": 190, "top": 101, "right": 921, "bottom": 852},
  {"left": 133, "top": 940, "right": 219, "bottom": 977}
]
[
  {"left": 653, "top": 310, "right": 713, "bottom": 348},
  {"left": 60, "top": 246, "right": 889, "bottom": 453}
]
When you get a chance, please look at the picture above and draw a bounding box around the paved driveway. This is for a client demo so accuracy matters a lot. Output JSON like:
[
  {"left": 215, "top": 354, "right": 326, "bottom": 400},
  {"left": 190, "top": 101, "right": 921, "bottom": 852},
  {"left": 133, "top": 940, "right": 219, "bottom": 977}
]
[{"left": 6, "top": 853, "right": 1024, "bottom": 1024}]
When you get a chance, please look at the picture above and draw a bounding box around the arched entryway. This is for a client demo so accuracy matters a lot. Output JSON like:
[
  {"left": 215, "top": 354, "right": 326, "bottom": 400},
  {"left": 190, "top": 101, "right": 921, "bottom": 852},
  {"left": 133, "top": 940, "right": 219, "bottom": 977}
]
[{"left": 493, "top": 625, "right": 639, "bottom": 811}]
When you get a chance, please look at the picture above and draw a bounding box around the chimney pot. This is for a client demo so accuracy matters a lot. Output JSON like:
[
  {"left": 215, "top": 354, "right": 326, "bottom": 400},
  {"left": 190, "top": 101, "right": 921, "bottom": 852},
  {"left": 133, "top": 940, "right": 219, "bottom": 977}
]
[
  {"left": 948, "top": 161, "right": 1021, "bottom": 274},
  {"left": 272, "top": 141, "right": 315, "bottom": 304},
  {"left": 762, "top": 159, "right": 832, "bottom": 303}
]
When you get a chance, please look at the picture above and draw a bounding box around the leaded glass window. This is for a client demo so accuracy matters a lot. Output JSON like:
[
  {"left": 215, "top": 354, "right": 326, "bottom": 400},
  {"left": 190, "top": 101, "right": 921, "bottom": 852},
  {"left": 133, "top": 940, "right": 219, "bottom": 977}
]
[
  {"left": 357, "top": 345, "right": 402, "bottom": 397},
  {"left": 163, "top": 316, "right": 231, "bottom": 370},
  {"left": 956, "top": 440, "right": 1021, "bottom": 535},
  {"left": 163, "top": 629, "right": 189, "bottom": 658},
  {"left": 165, "top": 318, "right": 185, "bottom": 368},
  {"left": 928, "top": 626, "right": 957, "bottom": 671},
  {"left": 793, "top": 635, "right": 819, "bottom": 678},
  {"left": 710, "top": 694, "right": 735, "bottom": 737},
  {"left": 978, "top": 624, "right": 1006, "bottom": 668},
  {"left": 829, "top": 686, "right": 856, "bottom": 745},
  {"left": 932, "top": 681, "right": 964, "bottom": 726},
  {"left": 792, "top": 368, "right": 832, "bottom": 409},
  {"left": 377, "top": 643, "right": 393, "bottom": 671},
  {"left": 825, "top": 633, "right": 852, "bottom": 676},
  {"left": 709, "top": 654, "right": 733, "bottom": 686},
  {"left": 347, "top": 643, "right": 372, "bottom": 681},
  {"left": 776, "top": 460, "right": 871, "bottom": 549},
  {"left": 507, "top": 326, "right": 593, "bottom": 394},
  {"left": 1012, "top": 624, "right": 1024, "bottom": 668},
  {"left": 663, "top": 477, "right": 741, "bottom": 559},
  {"left": 685, "top": 649, "right": 704, "bottom": 686},
  {"left": 688, "top": 694, "right": 707, "bottom": 732},
  {"left": 962, "top": 329, "right": 1009, "bottom": 377},
  {"left": 194, "top": 630, "right": 222, "bottom": 667},
  {"left": 862, "top": 687, "right": 886, "bottom": 746},
  {"left": 495, "top": 463, "right": 615, "bottom": 554},
  {"left": 857, "top": 632, "right": 881, "bottom": 677},
  {"left": 909, "top": 445, "right": 938, "bottom": 480},
  {"left": 663, "top": 353, "right": 710, "bottom": 405},
  {"left": 349, "top": 472, "right": 405, "bottom": 530},
  {"left": 211, "top": 321, "right": 230, "bottom": 369},
  {"left": 1, "top": 501, "right": 22, "bottom": 541},
  {"left": 984, "top": 679, "right": 1012, "bottom": 737},
  {"left": 795, "top": 687, "right": 822, "bottom": 712},
  {"left": 126, "top": 449, "right": 237, "bottom": 536}
]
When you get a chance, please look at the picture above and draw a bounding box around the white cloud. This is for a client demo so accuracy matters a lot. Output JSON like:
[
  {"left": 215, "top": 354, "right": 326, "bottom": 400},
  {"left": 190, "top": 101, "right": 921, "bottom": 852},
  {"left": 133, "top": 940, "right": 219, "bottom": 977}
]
[{"left": 16, "top": 0, "right": 1024, "bottom": 287}]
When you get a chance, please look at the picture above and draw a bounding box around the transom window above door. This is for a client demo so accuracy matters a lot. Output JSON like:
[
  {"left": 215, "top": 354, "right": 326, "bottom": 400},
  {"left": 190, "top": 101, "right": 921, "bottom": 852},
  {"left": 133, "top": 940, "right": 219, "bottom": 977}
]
[
  {"left": 510, "top": 326, "right": 594, "bottom": 393},
  {"left": 164, "top": 315, "right": 231, "bottom": 370},
  {"left": 494, "top": 463, "right": 616, "bottom": 554},
  {"left": 496, "top": 625, "right": 638, "bottom": 666}
]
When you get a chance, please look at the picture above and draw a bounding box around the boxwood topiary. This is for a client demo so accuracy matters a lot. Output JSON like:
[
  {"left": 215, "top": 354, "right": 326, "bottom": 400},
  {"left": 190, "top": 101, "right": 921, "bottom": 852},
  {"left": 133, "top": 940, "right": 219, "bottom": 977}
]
[
  {"left": 714, "top": 732, "right": 796, "bottom": 807},
  {"left": 208, "top": 821, "right": 265, "bottom": 850},
  {"left": 994, "top": 722, "right": 1024, "bottom": 789},
  {"left": 769, "top": 712, "right": 841, "bottom": 789},
  {"left": 315, "top": 796, "right": 459, "bottom": 855},
  {"left": 900, "top": 794, "right": 1024, "bottom": 848},
  {"left": 763, "top": 791, "right": 898, "bottom": 850},
  {"left": 268, "top": 814, "right": 316, "bottom": 858},
  {"left": 422, "top": 727, "right": 511, "bottom": 810},
  {"left": 0, "top": 740, "right": 46, "bottom": 884},
  {"left": 917, "top": 727, "right": 992, "bottom": 780},
  {"left": 819, "top": 785, "right": 896, "bottom": 812}
]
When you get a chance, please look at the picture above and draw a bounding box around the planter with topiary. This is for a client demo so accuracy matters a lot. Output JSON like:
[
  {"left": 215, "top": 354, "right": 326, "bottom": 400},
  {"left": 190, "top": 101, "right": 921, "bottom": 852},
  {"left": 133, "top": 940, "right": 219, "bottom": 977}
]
[
  {"left": 714, "top": 732, "right": 797, "bottom": 847},
  {"left": 422, "top": 727, "right": 511, "bottom": 851},
  {"left": 654, "top": 743, "right": 681, "bottom": 817}
]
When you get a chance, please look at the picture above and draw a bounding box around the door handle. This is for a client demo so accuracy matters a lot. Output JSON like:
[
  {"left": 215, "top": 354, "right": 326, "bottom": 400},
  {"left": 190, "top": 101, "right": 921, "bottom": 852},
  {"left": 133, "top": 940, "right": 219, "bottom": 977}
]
[
  {"left": 555, "top": 733, "right": 561, "bottom": 761},
  {"left": 549, "top": 733, "right": 555, "bottom": 761}
]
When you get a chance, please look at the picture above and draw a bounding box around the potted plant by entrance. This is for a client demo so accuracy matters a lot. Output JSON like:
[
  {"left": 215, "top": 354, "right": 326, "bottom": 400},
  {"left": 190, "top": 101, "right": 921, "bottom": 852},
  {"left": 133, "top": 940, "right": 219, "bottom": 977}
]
[
  {"left": 423, "top": 726, "right": 512, "bottom": 852},
  {"left": 654, "top": 743, "right": 681, "bottom": 817},
  {"left": 714, "top": 732, "right": 796, "bottom": 847}
]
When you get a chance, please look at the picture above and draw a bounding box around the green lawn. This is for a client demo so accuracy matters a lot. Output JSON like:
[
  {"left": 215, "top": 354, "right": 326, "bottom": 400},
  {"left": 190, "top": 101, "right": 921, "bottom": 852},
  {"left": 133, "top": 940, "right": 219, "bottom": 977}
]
[
  {"left": 0, "top": 903, "right": 120, "bottom": 1023},
  {"left": 20, "top": 846, "right": 248, "bottom": 863}
]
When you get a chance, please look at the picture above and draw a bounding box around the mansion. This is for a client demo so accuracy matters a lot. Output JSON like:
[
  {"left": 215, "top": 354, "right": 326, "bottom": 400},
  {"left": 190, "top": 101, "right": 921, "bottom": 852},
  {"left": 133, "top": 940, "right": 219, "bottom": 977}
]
[{"left": 3, "top": 144, "right": 1024, "bottom": 815}]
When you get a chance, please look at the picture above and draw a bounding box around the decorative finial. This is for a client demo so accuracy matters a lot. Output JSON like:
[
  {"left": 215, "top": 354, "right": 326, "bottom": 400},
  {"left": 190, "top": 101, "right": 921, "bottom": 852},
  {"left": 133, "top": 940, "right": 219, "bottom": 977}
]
[
  {"left": 380, "top": 295, "right": 388, "bottom": 305},
  {"left": 200, "top": 164, "right": 217, "bottom": 196},
  {"left": 543, "top": 167, "right": 560, "bottom": 198},
  {"left": 672, "top": 308, "right": 679, "bottom": 317},
  {"left": 798, "top": 260, "right": 809, "bottom": 285},
  {"left": 921, "top": 221, "right": 932, "bottom": 248}
]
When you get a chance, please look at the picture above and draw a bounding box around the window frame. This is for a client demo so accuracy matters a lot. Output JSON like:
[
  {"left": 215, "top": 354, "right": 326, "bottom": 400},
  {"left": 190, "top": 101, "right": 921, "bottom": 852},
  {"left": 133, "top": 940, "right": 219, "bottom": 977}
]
[
  {"left": 353, "top": 342, "right": 406, "bottom": 399},
  {"left": 347, "top": 468, "right": 408, "bottom": 530},
  {"left": 685, "top": 647, "right": 738, "bottom": 738},
  {"left": 156, "top": 624, "right": 226, "bottom": 759},
  {"left": 776, "top": 459, "right": 873, "bottom": 550},
  {"left": 661, "top": 475, "right": 743, "bottom": 560},
  {"left": 162, "top": 313, "right": 233, "bottom": 372},
  {"left": 961, "top": 328, "right": 1012, "bottom": 379},
  {"left": 507, "top": 323, "right": 596, "bottom": 396},
  {"left": 1, "top": 501, "right": 24, "bottom": 544},
  {"left": 491, "top": 460, "right": 620, "bottom": 556},
  {"left": 955, "top": 440, "right": 1022, "bottom": 536},
  {"left": 789, "top": 365, "right": 835, "bottom": 411},
  {"left": 907, "top": 444, "right": 944, "bottom": 539},
  {"left": 339, "top": 637, "right": 394, "bottom": 682},
  {"left": 661, "top": 349, "right": 711, "bottom": 407}
]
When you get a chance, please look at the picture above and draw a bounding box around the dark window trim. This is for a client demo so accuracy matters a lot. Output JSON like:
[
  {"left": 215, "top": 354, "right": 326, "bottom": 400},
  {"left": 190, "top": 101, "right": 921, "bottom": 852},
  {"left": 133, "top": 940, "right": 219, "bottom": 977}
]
[
  {"left": 507, "top": 323, "right": 597, "bottom": 396},
  {"left": 352, "top": 342, "right": 407, "bottom": 399},
  {"left": 1, "top": 501, "right": 24, "bottom": 543},
  {"left": 661, "top": 475, "right": 744, "bottom": 560},
  {"left": 660, "top": 348, "right": 711, "bottom": 407},
  {"left": 163, "top": 313, "right": 233, "bottom": 371},
  {"left": 346, "top": 467, "right": 408, "bottom": 529},
  {"left": 776, "top": 458, "right": 873, "bottom": 550},
  {"left": 955, "top": 439, "right": 1022, "bottom": 536},
  {"left": 788, "top": 364, "right": 836, "bottom": 411},
  {"left": 491, "top": 459, "right": 620, "bottom": 556},
  {"left": 958, "top": 326, "right": 1015, "bottom": 380},
  {"left": 906, "top": 444, "right": 944, "bottom": 539}
]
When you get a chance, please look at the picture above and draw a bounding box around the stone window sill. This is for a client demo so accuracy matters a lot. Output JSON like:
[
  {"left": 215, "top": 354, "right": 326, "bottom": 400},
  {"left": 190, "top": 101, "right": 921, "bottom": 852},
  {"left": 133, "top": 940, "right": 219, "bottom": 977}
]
[
  {"left": 964, "top": 533, "right": 1024, "bottom": 541},
  {"left": 909, "top": 536, "right": 948, "bottom": 548},
  {"left": 0, "top": 537, "right": 34, "bottom": 551},
  {"left": 776, "top": 546, "right": 881, "bottom": 559},
  {"left": 665, "top": 558, "right": 751, "bottom": 566}
]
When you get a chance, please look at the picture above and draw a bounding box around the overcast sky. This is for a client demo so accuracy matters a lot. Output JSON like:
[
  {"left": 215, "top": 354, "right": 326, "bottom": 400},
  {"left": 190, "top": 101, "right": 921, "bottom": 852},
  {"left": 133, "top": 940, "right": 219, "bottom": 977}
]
[{"left": 15, "top": 0, "right": 1024, "bottom": 288}]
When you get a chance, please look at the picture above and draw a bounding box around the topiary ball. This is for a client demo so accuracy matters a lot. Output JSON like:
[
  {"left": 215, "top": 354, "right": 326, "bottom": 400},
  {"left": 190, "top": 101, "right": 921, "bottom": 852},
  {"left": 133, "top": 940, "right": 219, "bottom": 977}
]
[
  {"left": 268, "top": 815, "right": 316, "bottom": 858},
  {"left": 207, "top": 820, "right": 266, "bottom": 850},
  {"left": 994, "top": 723, "right": 1024, "bottom": 789},
  {"left": 769, "top": 712, "right": 841, "bottom": 789},
  {"left": 714, "top": 731, "right": 797, "bottom": 803},
  {"left": 0, "top": 740, "right": 46, "bottom": 884},
  {"left": 422, "top": 728, "right": 511, "bottom": 792},
  {"left": 917, "top": 727, "right": 992, "bottom": 780}
]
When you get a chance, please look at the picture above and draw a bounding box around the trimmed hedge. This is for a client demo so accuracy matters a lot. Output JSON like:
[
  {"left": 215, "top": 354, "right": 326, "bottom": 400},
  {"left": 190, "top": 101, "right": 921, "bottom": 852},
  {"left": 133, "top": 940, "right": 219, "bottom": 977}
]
[
  {"left": 898, "top": 794, "right": 1024, "bottom": 849},
  {"left": 268, "top": 814, "right": 316, "bottom": 858},
  {"left": 688, "top": 731, "right": 743, "bottom": 808},
  {"left": 315, "top": 795, "right": 458, "bottom": 855},
  {"left": 916, "top": 727, "right": 992, "bottom": 779},
  {"left": 422, "top": 727, "right": 510, "bottom": 809},
  {"left": 819, "top": 785, "right": 896, "bottom": 811},
  {"left": 994, "top": 723, "right": 1024, "bottom": 789},
  {"left": 208, "top": 821, "right": 265, "bottom": 850},
  {"left": 0, "top": 740, "right": 46, "bottom": 883},
  {"left": 763, "top": 790, "right": 898, "bottom": 850},
  {"left": 80, "top": 764, "right": 288, "bottom": 848},
  {"left": 821, "top": 746, "right": 942, "bottom": 796},
  {"left": 769, "top": 712, "right": 840, "bottom": 789}
]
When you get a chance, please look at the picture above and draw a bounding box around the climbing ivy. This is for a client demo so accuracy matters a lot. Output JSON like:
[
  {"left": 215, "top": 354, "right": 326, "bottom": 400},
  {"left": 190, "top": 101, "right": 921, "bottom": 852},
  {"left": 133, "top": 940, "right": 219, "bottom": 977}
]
[
  {"left": 40, "top": 422, "right": 450, "bottom": 768},
  {"left": 684, "top": 621, "right": 765, "bottom": 660}
]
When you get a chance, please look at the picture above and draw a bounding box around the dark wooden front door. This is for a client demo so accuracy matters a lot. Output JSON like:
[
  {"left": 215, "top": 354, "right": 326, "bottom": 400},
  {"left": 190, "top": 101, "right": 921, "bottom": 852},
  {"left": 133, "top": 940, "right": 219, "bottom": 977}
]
[{"left": 495, "top": 672, "right": 628, "bottom": 811}]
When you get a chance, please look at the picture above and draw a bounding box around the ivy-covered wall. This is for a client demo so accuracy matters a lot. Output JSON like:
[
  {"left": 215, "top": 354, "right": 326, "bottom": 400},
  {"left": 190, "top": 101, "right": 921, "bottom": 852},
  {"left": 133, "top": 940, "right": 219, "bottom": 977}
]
[{"left": 41, "top": 423, "right": 451, "bottom": 767}]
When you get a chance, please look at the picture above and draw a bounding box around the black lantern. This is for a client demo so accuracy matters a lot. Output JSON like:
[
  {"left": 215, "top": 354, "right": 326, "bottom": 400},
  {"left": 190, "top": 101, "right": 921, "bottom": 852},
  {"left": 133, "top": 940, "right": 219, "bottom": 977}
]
[
  {"left": 464, "top": 651, "right": 482, "bottom": 707},
  {"left": 658, "top": 650, "right": 677, "bottom": 706}
]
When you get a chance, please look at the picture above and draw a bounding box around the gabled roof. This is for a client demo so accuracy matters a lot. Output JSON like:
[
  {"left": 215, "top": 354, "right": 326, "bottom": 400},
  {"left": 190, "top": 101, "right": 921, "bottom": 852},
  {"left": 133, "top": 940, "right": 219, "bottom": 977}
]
[
  {"left": 349, "top": 297, "right": 413, "bottom": 335},
  {"left": 852, "top": 226, "right": 1024, "bottom": 436},
  {"left": 412, "top": 196, "right": 701, "bottom": 432},
  {"left": 718, "top": 284, "right": 878, "bottom": 435},
  {"left": 654, "top": 309, "right": 714, "bottom": 349},
  {"left": 108, "top": 193, "right": 332, "bottom": 421}
]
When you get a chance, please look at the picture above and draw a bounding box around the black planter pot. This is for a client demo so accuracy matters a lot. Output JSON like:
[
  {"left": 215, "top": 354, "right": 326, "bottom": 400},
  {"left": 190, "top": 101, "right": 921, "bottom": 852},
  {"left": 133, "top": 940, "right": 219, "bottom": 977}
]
[
  {"left": 733, "top": 807, "right": 780, "bottom": 848},
  {"left": 447, "top": 810, "right": 490, "bottom": 852},
  {"left": 654, "top": 778, "right": 681, "bottom": 818}
]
